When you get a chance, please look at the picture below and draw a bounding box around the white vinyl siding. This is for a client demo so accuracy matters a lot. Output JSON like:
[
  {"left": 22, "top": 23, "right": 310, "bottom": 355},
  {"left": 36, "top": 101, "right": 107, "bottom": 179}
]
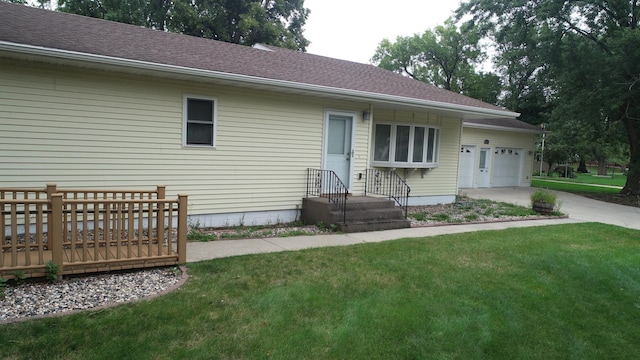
[{"left": 0, "top": 59, "right": 373, "bottom": 217}]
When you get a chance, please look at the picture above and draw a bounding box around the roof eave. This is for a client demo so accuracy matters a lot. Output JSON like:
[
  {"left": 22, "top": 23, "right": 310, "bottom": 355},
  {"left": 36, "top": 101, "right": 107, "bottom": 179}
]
[
  {"left": 463, "top": 121, "right": 543, "bottom": 134},
  {"left": 0, "top": 41, "right": 520, "bottom": 119}
]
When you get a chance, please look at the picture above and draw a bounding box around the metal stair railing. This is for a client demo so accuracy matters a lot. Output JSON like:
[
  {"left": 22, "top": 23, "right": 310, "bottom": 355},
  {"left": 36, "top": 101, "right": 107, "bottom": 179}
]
[
  {"left": 364, "top": 169, "right": 411, "bottom": 218},
  {"left": 306, "top": 168, "right": 348, "bottom": 224}
]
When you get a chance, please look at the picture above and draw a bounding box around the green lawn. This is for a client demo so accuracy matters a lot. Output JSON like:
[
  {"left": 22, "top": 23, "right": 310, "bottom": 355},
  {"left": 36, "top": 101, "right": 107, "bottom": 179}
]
[
  {"left": 537, "top": 170, "right": 626, "bottom": 187},
  {"left": 532, "top": 178, "right": 622, "bottom": 193},
  {"left": 2, "top": 223, "right": 640, "bottom": 359}
]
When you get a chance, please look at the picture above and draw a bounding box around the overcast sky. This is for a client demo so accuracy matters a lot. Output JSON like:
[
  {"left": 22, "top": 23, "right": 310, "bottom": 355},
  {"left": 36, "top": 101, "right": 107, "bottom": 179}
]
[{"left": 303, "top": 0, "right": 463, "bottom": 64}]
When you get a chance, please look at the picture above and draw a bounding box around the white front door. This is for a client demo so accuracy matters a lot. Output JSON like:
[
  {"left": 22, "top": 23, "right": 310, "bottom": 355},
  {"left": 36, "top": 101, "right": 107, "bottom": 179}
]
[
  {"left": 458, "top": 145, "right": 475, "bottom": 188},
  {"left": 478, "top": 148, "right": 491, "bottom": 188},
  {"left": 324, "top": 112, "right": 354, "bottom": 190}
]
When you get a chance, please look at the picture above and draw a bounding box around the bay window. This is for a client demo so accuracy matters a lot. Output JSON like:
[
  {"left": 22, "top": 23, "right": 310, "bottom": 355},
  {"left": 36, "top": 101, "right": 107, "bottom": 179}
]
[{"left": 371, "top": 123, "right": 440, "bottom": 168}]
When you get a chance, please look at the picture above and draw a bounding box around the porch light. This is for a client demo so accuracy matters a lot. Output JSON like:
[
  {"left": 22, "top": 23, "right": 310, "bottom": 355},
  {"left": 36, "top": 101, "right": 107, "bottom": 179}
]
[{"left": 362, "top": 110, "right": 371, "bottom": 121}]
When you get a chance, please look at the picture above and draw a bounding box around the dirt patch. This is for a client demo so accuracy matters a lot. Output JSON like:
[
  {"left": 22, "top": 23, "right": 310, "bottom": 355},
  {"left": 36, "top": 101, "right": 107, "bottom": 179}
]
[{"left": 576, "top": 192, "right": 640, "bottom": 208}]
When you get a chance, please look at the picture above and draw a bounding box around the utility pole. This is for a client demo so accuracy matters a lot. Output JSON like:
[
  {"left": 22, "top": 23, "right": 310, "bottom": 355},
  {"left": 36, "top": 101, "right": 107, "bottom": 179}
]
[{"left": 539, "top": 123, "right": 545, "bottom": 176}]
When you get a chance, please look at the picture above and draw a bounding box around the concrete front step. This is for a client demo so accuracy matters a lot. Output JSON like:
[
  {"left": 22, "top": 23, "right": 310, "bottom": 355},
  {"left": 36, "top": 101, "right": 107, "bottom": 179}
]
[
  {"left": 302, "top": 196, "right": 411, "bottom": 233},
  {"left": 327, "top": 208, "right": 405, "bottom": 223}
]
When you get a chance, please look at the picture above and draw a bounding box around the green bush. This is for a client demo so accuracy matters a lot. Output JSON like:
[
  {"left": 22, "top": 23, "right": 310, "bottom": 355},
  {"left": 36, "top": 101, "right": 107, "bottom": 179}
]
[{"left": 530, "top": 189, "right": 556, "bottom": 205}]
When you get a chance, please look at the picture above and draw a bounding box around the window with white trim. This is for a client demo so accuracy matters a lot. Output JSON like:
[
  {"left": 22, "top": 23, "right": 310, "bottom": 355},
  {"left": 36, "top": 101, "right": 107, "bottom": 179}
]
[
  {"left": 371, "top": 123, "right": 440, "bottom": 168},
  {"left": 184, "top": 95, "right": 216, "bottom": 147}
]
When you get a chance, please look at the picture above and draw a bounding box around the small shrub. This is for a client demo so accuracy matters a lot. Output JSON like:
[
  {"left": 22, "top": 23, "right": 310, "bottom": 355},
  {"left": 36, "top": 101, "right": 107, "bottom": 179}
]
[
  {"left": 45, "top": 260, "right": 60, "bottom": 282},
  {"left": 464, "top": 214, "right": 479, "bottom": 221},
  {"left": 14, "top": 270, "right": 27, "bottom": 285},
  {"left": 530, "top": 189, "right": 557, "bottom": 205},
  {"left": 430, "top": 213, "right": 451, "bottom": 222},
  {"left": 0, "top": 276, "right": 8, "bottom": 298},
  {"left": 482, "top": 208, "right": 495, "bottom": 216},
  {"left": 412, "top": 212, "right": 428, "bottom": 222},
  {"left": 531, "top": 189, "right": 557, "bottom": 215},
  {"left": 187, "top": 219, "right": 219, "bottom": 242}
]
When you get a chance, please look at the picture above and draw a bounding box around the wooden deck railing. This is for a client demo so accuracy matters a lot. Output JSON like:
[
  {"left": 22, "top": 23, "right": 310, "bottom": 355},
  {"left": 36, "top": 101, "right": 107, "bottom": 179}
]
[{"left": 1, "top": 184, "right": 187, "bottom": 279}]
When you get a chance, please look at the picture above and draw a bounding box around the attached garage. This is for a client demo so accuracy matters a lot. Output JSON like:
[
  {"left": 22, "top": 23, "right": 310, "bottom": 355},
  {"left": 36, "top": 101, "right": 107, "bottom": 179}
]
[
  {"left": 458, "top": 118, "right": 542, "bottom": 189},
  {"left": 492, "top": 147, "right": 523, "bottom": 187}
]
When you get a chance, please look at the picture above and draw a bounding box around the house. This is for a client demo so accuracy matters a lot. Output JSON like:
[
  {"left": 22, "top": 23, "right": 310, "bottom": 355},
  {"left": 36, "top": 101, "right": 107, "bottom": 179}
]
[
  {"left": 459, "top": 118, "right": 542, "bottom": 188},
  {"left": 0, "top": 3, "right": 530, "bottom": 231}
]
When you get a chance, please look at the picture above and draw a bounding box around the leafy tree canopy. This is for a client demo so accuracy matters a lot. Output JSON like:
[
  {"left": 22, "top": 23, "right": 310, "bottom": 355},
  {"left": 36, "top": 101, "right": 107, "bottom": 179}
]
[
  {"left": 57, "top": 0, "right": 310, "bottom": 51},
  {"left": 458, "top": 0, "right": 640, "bottom": 196},
  {"left": 371, "top": 19, "right": 500, "bottom": 104}
]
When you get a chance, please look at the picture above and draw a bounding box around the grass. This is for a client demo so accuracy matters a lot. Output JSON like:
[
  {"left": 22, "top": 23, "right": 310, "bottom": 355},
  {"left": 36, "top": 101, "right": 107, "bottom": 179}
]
[
  {"left": 532, "top": 178, "right": 622, "bottom": 194},
  {"left": 536, "top": 170, "right": 626, "bottom": 187},
  {"left": 2, "top": 223, "right": 640, "bottom": 359}
]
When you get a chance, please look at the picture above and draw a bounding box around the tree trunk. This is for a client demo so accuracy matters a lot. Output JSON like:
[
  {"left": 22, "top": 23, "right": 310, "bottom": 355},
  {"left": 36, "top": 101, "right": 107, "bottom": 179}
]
[
  {"left": 597, "top": 156, "right": 608, "bottom": 176},
  {"left": 577, "top": 159, "right": 588, "bottom": 173},
  {"left": 621, "top": 114, "right": 640, "bottom": 196},
  {"left": 546, "top": 161, "right": 555, "bottom": 176}
]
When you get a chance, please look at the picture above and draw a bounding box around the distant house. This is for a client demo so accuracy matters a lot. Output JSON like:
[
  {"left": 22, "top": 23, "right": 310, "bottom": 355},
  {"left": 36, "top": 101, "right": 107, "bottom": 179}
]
[
  {"left": 0, "top": 3, "right": 533, "bottom": 229},
  {"left": 459, "top": 118, "right": 542, "bottom": 188}
]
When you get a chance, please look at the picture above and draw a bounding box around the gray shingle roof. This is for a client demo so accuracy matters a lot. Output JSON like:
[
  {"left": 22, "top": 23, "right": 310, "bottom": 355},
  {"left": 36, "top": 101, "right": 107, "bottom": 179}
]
[{"left": 0, "top": 2, "right": 516, "bottom": 117}]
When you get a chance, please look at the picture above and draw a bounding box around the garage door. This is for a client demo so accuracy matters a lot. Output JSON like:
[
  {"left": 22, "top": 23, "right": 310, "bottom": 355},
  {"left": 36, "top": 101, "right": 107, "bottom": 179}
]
[
  {"left": 458, "top": 146, "right": 475, "bottom": 188},
  {"left": 492, "top": 147, "right": 522, "bottom": 187}
]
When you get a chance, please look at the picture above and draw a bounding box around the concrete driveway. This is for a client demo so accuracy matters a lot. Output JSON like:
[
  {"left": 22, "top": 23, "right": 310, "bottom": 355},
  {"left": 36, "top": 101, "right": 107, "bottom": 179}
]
[{"left": 464, "top": 187, "right": 640, "bottom": 230}]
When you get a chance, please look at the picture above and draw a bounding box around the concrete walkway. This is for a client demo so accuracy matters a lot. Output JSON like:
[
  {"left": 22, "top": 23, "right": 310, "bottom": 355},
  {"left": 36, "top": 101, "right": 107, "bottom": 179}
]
[
  {"left": 187, "top": 217, "right": 577, "bottom": 262},
  {"left": 188, "top": 186, "right": 640, "bottom": 262}
]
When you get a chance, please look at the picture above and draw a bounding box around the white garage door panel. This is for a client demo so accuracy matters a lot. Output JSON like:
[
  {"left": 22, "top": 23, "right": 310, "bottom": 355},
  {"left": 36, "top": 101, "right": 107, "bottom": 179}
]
[{"left": 493, "top": 147, "right": 522, "bottom": 187}]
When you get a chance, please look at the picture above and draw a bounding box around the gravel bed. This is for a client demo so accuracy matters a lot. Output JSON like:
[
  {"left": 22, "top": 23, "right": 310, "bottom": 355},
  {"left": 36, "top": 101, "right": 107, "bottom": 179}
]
[
  {"left": 408, "top": 202, "right": 540, "bottom": 226},
  {"left": 0, "top": 267, "right": 184, "bottom": 323}
]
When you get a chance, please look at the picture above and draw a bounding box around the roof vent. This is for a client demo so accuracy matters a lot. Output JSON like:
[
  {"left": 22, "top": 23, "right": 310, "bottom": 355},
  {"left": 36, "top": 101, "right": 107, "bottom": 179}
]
[{"left": 252, "top": 43, "right": 274, "bottom": 52}]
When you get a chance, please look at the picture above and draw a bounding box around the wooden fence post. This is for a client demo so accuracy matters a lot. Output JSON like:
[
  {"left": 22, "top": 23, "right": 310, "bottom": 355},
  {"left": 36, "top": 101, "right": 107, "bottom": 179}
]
[
  {"left": 156, "top": 185, "right": 166, "bottom": 199},
  {"left": 156, "top": 186, "right": 166, "bottom": 254},
  {"left": 45, "top": 184, "right": 57, "bottom": 199},
  {"left": 50, "top": 193, "right": 64, "bottom": 276},
  {"left": 177, "top": 194, "right": 188, "bottom": 264}
]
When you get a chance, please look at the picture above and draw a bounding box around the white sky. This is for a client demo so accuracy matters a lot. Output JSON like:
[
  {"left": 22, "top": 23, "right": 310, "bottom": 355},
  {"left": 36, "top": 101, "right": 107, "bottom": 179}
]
[{"left": 303, "top": 0, "right": 463, "bottom": 64}]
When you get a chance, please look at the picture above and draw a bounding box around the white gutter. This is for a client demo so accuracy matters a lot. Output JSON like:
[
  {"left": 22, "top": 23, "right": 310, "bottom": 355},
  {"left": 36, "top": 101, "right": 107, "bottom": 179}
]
[
  {"left": 463, "top": 122, "right": 542, "bottom": 134},
  {"left": 0, "top": 41, "right": 520, "bottom": 118}
]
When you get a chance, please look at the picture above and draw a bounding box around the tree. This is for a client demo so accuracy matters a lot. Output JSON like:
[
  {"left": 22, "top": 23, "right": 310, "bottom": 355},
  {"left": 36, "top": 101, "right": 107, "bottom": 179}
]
[
  {"left": 458, "top": 0, "right": 640, "bottom": 196},
  {"left": 371, "top": 19, "right": 500, "bottom": 104},
  {"left": 58, "top": 0, "right": 310, "bottom": 51}
]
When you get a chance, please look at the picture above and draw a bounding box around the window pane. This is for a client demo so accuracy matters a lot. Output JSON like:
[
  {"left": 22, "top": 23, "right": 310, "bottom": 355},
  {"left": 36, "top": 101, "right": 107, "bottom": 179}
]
[
  {"left": 188, "top": 99, "right": 213, "bottom": 122},
  {"left": 434, "top": 129, "right": 439, "bottom": 161},
  {"left": 187, "top": 123, "right": 213, "bottom": 145},
  {"left": 427, "top": 128, "right": 438, "bottom": 162},
  {"left": 395, "top": 125, "right": 410, "bottom": 162},
  {"left": 374, "top": 124, "right": 391, "bottom": 161},
  {"left": 328, "top": 117, "right": 347, "bottom": 154},
  {"left": 479, "top": 149, "right": 487, "bottom": 168},
  {"left": 413, "top": 127, "right": 425, "bottom": 162}
]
